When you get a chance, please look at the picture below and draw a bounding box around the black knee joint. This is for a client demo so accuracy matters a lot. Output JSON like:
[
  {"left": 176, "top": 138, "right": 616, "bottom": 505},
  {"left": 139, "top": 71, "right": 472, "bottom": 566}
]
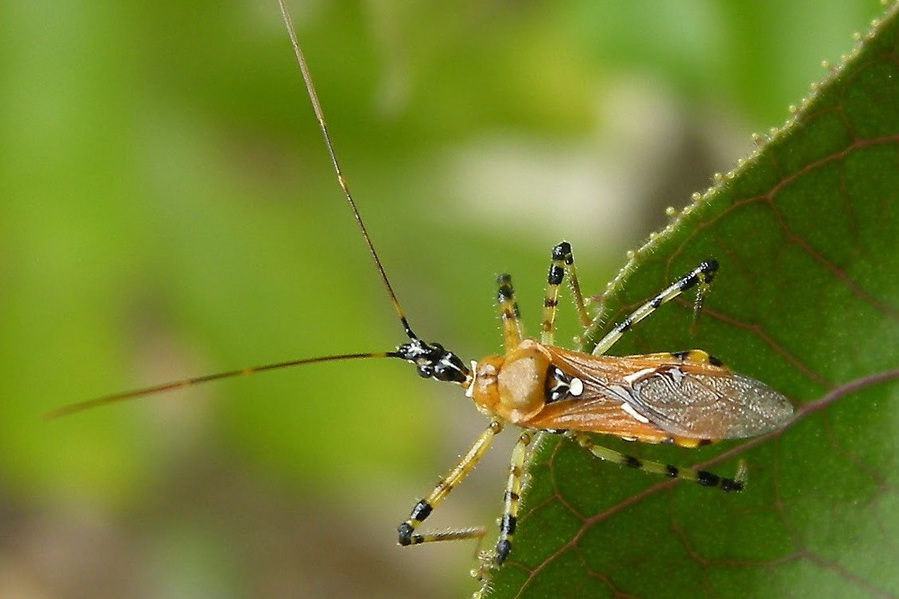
[
  {"left": 720, "top": 478, "right": 744, "bottom": 492},
  {"left": 409, "top": 499, "right": 432, "bottom": 522},
  {"left": 497, "top": 274, "right": 514, "bottom": 299},
  {"left": 495, "top": 539, "right": 512, "bottom": 565},
  {"left": 499, "top": 514, "right": 517, "bottom": 536},
  {"left": 552, "top": 241, "right": 572, "bottom": 261},
  {"left": 696, "top": 470, "right": 720, "bottom": 487},
  {"left": 547, "top": 264, "right": 564, "bottom": 285},
  {"left": 397, "top": 522, "right": 414, "bottom": 545},
  {"left": 700, "top": 259, "right": 719, "bottom": 281}
]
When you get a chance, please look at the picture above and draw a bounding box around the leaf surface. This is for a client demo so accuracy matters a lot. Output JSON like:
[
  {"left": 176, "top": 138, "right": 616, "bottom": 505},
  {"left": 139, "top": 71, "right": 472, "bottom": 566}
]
[{"left": 486, "top": 5, "right": 899, "bottom": 598}]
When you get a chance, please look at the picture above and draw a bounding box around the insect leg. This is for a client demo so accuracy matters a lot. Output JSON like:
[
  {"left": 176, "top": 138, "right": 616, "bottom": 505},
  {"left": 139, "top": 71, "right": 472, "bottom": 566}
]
[
  {"left": 568, "top": 432, "right": 745, "bottom": 492},
  {"left": 540, "top": 242, "right": 592, "bottom": 346},
  {"left": 497, "top": 274, "right": 524, "bottom": 351},
  {"left": 592, "top": 260, "right": 718, "bottom": 355},
  {"left": 488, "top": 430, "right": 532, "bottom": 569},
  {"left": 397, "top": 419, "right": 504, "bottom": 548}
]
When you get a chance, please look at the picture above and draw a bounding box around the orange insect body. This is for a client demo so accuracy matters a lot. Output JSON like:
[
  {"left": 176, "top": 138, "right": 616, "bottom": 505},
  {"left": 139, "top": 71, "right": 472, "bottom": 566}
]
[
  {"left": 390, "top": 252, "right": 792, "bottom": 571},
  {"left": 467, "top": 339, "right": 791, "bottom": 446}
]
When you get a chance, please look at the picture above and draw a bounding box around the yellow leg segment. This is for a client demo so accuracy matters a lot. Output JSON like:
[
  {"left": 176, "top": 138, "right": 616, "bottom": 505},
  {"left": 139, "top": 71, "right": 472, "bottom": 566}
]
[
  {"left": 485, "top": 431, "right": 532, "bottom": 571},
  {"left": 568, "top": 432, "right": 745, "bottom": 492},
  {"left": 592, "top": 260, "right": 718, "bottom": 355},
  {"left": 496, "top": 274, "right": 524, "bottom": 351},
  {"left": 397, "top": 419, "right": 504, "bottom": 547},
  {"left": 540, "top": 242, "right": 592, "bottom": 346}
]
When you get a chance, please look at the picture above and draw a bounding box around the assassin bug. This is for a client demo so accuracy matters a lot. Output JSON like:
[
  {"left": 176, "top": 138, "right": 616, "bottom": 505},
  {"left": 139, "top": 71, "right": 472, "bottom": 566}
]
[{"left": 47, "top": 0, "right": 795, "bottom": 575}]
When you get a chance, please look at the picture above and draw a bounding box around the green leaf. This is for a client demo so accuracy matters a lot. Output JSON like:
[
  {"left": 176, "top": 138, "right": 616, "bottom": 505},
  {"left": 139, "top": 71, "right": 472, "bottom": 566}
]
[
  {"left": 2, "top": 1, "right": 893, "bottom": 598},
  {"left": 484, "top": 5, "right": 899, "bottom": 599}
]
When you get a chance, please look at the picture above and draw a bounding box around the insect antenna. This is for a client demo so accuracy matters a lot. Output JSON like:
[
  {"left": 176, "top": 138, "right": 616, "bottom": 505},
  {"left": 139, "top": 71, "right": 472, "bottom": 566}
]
[
  {"left": 276, "top": 0, "right": 471, "bottom": 386},
  {"left": 44, "top": 351, "right": 397, "bottom": 419},
  {"left": 46, "top": 3, "right": 472, "bottom": 420},
  {"left": 277, "top": 0, "right": 413, "bottom": 341}
]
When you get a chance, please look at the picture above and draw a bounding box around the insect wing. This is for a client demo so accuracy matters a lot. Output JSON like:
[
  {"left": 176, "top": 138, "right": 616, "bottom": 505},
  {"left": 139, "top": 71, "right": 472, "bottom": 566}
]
[
  {"left": 622, "top": 362, "right": 794, "bottom": 439},
  {"left": 521, "top": 350, "right": 675, "bottom": 442},
  {"left": 523, "top": 392, "right": 676, "bottom": 443},
  {"left": 525, "top": 348, "right": 793, "bottom": 442}
]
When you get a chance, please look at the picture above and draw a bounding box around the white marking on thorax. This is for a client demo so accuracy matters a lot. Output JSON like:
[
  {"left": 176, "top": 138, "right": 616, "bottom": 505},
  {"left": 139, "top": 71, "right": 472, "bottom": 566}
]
[
  {"left": 465, "top": 360, "right": 479, "bottom": 397},
  {"left": 569, "top": 377, "right": 584, "bottom": 397}
]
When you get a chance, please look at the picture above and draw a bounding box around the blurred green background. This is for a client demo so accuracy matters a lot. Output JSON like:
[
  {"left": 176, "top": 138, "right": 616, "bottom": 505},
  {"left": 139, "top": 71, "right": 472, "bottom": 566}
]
[{"left": 0, "top": 1, "right": 885, "bottom": 597}]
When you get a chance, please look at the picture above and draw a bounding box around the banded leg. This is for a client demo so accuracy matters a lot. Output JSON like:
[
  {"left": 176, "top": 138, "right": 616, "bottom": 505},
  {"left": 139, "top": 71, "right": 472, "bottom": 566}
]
[
  {"left": 568, "top": 431, "right": 745, "bottom": 492},
  {"left": 540, "top": 242, "right": 592, "bottom": 346},
  {"left": 496, "top": 274, "right": 524, "bottom": 351},
  {"left": 592, "top": 260, "right": 718, "bottom": 356},
  {"left": 490, "top": 431, "right": 532, "bottom": 568},
  {"left": 398, "top": 419, "right": 504, "bottom": 548}
]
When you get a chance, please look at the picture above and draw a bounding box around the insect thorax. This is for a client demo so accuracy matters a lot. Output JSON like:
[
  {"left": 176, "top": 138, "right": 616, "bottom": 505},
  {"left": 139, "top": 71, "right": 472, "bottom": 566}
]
[{"left": 468, "top": 339, "right": 558, "bottom": 424}]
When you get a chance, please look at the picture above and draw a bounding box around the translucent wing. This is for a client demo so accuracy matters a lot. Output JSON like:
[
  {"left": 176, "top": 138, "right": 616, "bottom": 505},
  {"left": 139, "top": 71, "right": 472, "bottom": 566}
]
[
  {"left": 523, "top": 347, "right": 794, "bottom": 442},
  {"left": 622, "top": 364, "right": 794, "bottom": 439}
]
